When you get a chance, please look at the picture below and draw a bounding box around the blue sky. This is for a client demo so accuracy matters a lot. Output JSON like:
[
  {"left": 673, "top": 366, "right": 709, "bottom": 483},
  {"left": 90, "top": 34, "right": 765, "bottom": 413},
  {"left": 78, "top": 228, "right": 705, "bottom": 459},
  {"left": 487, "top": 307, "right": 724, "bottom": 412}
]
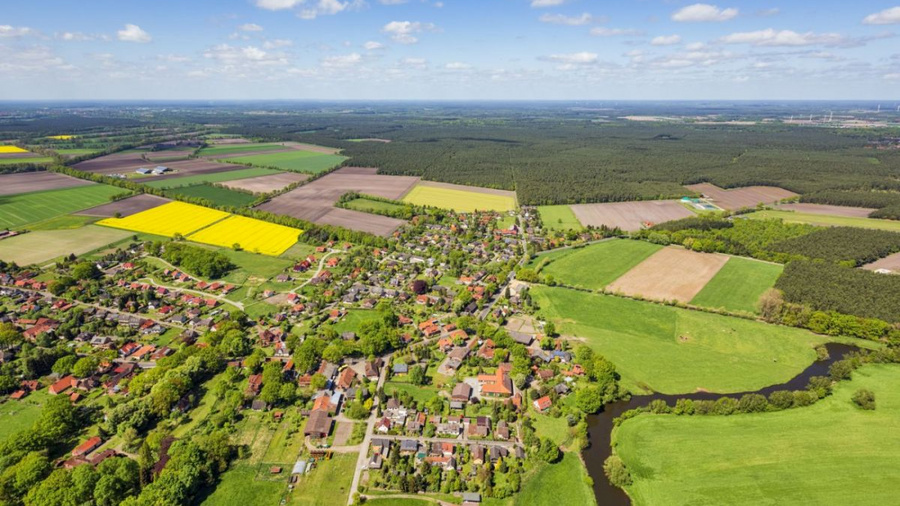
[{"left": 1, "top": 0, "right": 899, "bottom": 99}]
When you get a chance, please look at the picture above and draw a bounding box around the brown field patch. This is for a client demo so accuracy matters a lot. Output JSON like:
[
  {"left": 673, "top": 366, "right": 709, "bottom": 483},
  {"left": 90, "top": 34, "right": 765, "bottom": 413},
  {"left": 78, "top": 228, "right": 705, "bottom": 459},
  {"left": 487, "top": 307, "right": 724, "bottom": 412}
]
[
  {"left": 332, "top": 421, "right": 353, "bottom": 446},
  {"left": 208, "top": 138, "right": 251, "bottom": 145},
  {"left": 862, "top": 252, "right": 900, "bottom": 274},
  {"left": 283, "top": 142, "right": 341, "bottom": 155},
  {"left": 606, "top": 246, "right": 729, "bottom": 302},
  {"left": 0, "top": 152, "right": 41, "bottom": 160},
  {"left": 686, "top": 183, "right": 798, "bottom": 211},
  {"left": 76, "top": 153, "right": 244, "bottom": 181},
  {"left": 0, "top": 171, "right": 93, "bottom": 196},
  {"left": 74, "top": 152, "right": 147, "bottom": 173},
  {"left": 144, "top": 149, "right": 195, "bottom": 162},
  {"left": 416, "top": 180, "right": 517, "bottom": 199},
  {"left": 221, "top": 172, "right": 310, "bottom": 193},
  {"left": 256, "top": 166, "right": 418, "bottom": 237},
  {"left": 76, "top": 194, "right": 170, "bottom": 218},
  {"left": 570, "top": 200, "right": 694, "bottom": 231},
  {"left": 776, "top": 203, "right": 877, "bottom": 218}
]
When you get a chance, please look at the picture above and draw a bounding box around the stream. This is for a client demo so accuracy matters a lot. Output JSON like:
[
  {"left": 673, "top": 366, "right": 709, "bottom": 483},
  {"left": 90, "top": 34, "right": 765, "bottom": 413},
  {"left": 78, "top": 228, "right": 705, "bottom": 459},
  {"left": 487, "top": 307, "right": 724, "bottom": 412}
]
[{"left": 581, "top": 342, "right": 860, "bottom": 506}]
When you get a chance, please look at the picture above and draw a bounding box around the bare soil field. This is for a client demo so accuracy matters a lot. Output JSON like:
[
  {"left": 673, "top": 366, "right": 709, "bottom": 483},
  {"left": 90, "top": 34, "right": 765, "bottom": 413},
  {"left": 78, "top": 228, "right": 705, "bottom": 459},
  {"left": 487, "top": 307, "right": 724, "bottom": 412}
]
[
  {"left": 606, "top": 246, "right": 729, "bottom": 302},
  {"left": 0, "top": 152, "right": 41, "bottom": 160},
  {"left": 144, "top": 149, "right": 195, "bottom": 162},
  {"left": 76, "top": 194, "right": 170, "bottom": 218},
  {"left": 776, "top": 203, "right": 877, "bottom": 218},
  {"left": 221, "top": 172, "right": 310, "bottom": 193},
  {"left": 0, "top": 171, "right": 93, "bottom": 196},
  {"left": 283, "top": 142, "right": 341, "bottom": 155},
  {"left": 686, "top": 183, "right": 798, "bottom": 210},
  {"left": 73, "top": 152, "right": 147, "bottom": 173},
  {"left": 256, "top": 166, "right": 417, "bottom": 236},
  {"left": 77, "top": 154, "right": 243, "bottom": 181},
  {"left": 862, "top": 252, "right": 900, "bottom": 274},
  {"left": 208, "top": 138, "right": 251, "bottom": 145},
  {"left": 570, "top": 200, "right": 694, "bottom": 231},
  {"left": 416, "top": 180, "right": 517, "bottom": 199}
]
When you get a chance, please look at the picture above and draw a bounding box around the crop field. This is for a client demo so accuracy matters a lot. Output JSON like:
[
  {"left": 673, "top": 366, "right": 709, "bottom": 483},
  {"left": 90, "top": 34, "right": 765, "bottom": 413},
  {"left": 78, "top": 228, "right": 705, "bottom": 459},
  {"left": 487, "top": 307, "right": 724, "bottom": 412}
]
[
  {"left": 776, "top": 202, "right": 877, "bottom": 218},
  {"left": 744, "top": 209, "right": 900, "bottom": 232},
  {"left": 75, "top": 155, "right": 244, "bottom": 180},
  {"left": 529, "top": 285, "right": 856, "bottom": 394},
  {"left": 0, "top": 146, "right": 28, "bottom": 154},
  {"left": 570, "top": 200, "right": 694, "bottom": 231},
  {"left": 221, "top": 172, "right": 309, "bottom": 193},
  {"left": 227, "top": 151, "right": 348, "bottom": 174},
  {"left": 0, "top": 171, "right": 93, "bottom": 196},
  {"left": 686, "top": 183, "right": 798, "bottom": 211},
  {"left": 0, "top": 157, "right": 54, "bottom": 166},
  {"left": 613, "top": 365, "right": 900, "bottom": 506},
  {"left": 689, "top": 257, "right": 784, "bottom": 313},
  {"left": 532, "top": 239, "right": 662, "bottom": 290},
  {"left": 606, "top": 247, "right": 729, "bottom": 303},
  {"left": 0, "top": 225, "right": 133, "bottom": 266},
  {"left": 143, "top": 167, "right": 281, "bottom": 189},
  {"left": 166, "top": 184, "right": 258, "bottom": 207},
  {"left": 257, "top": 167, "right": 417, "bottom": 236},
  {"left": 97, "top": 201, "right": 230, "bottom": 238},
  {"left": 198, "top": 143, "right": 293, "bottom": 157},
  {"left": 402, "top": 181, "right": 517, "bottom": 213},
  {"left": 187, "top": 215, "right": 301, "bottom": 256},
  {"left": 76, "top": 194, "right": 170, "bottom": 218},
  {"left": 0, "top": 184, "right": 127, "bottom": 230},
  {"left": 537, "top": 205, "right": 583, "bottom": 231}
]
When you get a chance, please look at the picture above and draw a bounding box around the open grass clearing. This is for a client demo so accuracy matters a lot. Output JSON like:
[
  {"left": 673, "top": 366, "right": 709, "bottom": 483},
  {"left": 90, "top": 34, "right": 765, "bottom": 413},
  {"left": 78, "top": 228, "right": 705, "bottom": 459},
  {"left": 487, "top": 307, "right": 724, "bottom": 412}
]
[
  {"left": 690, "top": 257, "right": 783, "bottom": 314},
  {"left": 330, "top": 309, "right": 381, "bottom": 335},
  {"left": 744, "top": 209, "right": 900, "bottom": 232},
  {"left": 285, "top": 453, "right": 356, "bottom": 506},
  {"left": 344, "top": 197, "right": 407, "bottom": 214},
  {"left": 530, "top": 239, "right": 662, "bottom": 290},
  {"left": 384, "top": 380, "right": 439, "bottom": 404},
  {"left": 614, "top": 364, "right": 900, "bottom": 506},
  {"left": 0, "top": 225, "right": 133, "bottom": 266},
  {"left": 537, "top": 205, "right": 583, "bottom": 231},
  {"left": 0, "top": 184, "right": 127, "bottom": 230},
  {"left": 227, "top": 151, "right": 348, "bottom": 174},
  {"left": 0, "top": 390, "right": 50, "bottom": 443},
  {"left": 530, "top": 285, "right": 874, "bottom": 394},
  {"left": 402, "top": 182, "right": 516, "bottom": 213}
]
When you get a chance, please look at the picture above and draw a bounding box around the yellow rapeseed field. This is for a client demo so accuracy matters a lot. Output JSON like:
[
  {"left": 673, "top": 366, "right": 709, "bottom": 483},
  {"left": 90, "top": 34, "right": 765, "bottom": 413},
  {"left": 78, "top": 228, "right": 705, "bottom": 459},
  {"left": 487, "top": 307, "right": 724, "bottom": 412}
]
[
  {"left": 97, "top": 202, "right": 230, "bottom": 238},
  {"left": 48, "top": 135, "right": 75, "bottom": 140},
  {"left": 187, "top": 215, "right": 301, "bottom": 256},
  {"left": 0, "top": 146, "right": 28, "bottom": 154}
]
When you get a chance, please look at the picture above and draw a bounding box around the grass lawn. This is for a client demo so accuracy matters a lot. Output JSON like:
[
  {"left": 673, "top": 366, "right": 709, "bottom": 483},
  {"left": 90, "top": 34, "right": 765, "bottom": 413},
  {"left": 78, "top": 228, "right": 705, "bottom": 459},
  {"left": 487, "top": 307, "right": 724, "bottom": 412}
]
[
  {"left": 0, "top": 184, "right": 127, "bottom": 229},
  {"left": 199, "top": 462, "right": 285, "bottom": 506},
  {"left": 484, "top": 452, "right": 596, "bottom": 506},
  {"left": 166, "top": 184, "right": 257, "bottom": 207},
  {"left": 402, "top": 184, "right": 516, "bottom": 213},
  {"left": 227, "top": 151, "right": 348, "bottom": 174},
  {"left": 144, "top": 167, "right": 280, "bottom": 189},
  {"left": 344, "top": 198, "right": 407, "bottom": 214},
  {"left": 384, "top": 380, "right": 439, "bottom": 404},
  {"left": 530, "top": 239, "right": 662, "bottom": 290},
  {"left": 690, "top": 257, "right": 784, "bottom": 314},
  {"left": 0, "top": 390, "right": 50, "bottom": 443},
  {"left": 216, "top": 248, "right": 294, "bottom": 284},
  {"left": 280, "top": 242, "right": 317, "bottom": 260},
  {"left": 529, "top": 410, "right": 571, "bottom": 447},
  {"left": 0, "top": 225, "right": 133, "bottom": 266},
  {"left": 614, "top": 364, "right": 900, "bottom": 506},
  {"left": 286, "top": 453, "right": 357, "bottom": 506},
  {"left": 198, "top": 143, "right": 292, "bottom": 156},
  {"left": 745, "top": 209, "right": 900, "bottom": 232},
  {"left": 537, "top": 205, "right": 583, "bottom": 231},
  {"left": 331, "top": 309, "right": 381, "bottom": 334},
  {"left": 530, "top": 285, "right": 874, "bottom": 395}
]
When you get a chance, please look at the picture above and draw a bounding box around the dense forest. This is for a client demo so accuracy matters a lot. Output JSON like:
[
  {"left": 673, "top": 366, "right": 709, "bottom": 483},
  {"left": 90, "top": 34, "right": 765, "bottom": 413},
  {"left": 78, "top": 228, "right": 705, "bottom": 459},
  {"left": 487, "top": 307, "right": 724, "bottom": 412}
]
[{"left": 769, "top": 227, "right": 900, "bottom": 266}]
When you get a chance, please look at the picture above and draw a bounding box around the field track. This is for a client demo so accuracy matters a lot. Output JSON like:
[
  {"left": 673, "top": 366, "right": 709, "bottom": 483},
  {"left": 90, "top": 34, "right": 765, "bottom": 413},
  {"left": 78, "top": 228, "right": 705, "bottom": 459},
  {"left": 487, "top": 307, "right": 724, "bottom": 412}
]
[
  {"left": 570, "top": 200, "right": 693, "bottom": 231},
  {"left": 0, "top": 171, "right": 93, "bottom": 196},
  {"left": 607, "top": 246, "right": 729, "bottom": 302}
]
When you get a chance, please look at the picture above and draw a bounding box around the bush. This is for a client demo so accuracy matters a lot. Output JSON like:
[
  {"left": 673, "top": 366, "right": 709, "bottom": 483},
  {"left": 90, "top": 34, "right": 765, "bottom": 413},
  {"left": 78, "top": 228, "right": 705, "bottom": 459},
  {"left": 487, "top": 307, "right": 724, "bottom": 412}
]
[
  {"left": 603, "top": 455, "right": 632, "bottom": 488},
  {"left": 851, "top": 389, "right": 876, "bottom": 410}
]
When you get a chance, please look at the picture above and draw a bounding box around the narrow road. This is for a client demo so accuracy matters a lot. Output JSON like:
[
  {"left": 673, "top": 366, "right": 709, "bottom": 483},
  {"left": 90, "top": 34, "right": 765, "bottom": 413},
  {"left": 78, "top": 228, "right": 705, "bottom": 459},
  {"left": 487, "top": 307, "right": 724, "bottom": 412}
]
[
  {"left": 347, "top": 351, "right": 392, "bottom": 505},
  {"left": 140, "top": 276, "right": 245, "bottom": 310},
  {"left": 291, "top": 249, "right": 338, "bottom": 295}
]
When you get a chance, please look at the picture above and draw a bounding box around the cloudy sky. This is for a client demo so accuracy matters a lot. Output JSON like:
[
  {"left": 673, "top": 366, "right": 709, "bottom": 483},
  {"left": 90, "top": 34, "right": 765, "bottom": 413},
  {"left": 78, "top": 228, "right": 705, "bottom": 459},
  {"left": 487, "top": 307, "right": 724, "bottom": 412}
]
[{"left": 2, "top": 0, "right": 899, "bottom": 100}]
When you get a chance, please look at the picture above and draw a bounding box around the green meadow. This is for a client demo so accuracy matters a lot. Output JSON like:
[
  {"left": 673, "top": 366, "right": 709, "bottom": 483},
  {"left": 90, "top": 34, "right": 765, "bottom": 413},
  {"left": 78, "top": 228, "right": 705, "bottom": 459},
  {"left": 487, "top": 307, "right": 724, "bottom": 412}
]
[
  {"left": 690, "top": 257, "right": 784, "bottom": 314},
  {"left": 537, "top": 205, "right": 583, "bottom": 231},
  {"left": 531, "top": 239, "right": 662, "bottom": 290},
  {"left": 0, "top": 184, "right": 127, "bottom": 229},
  {"left": 227, "top": 151, "right": 348, "bottom": 174}
]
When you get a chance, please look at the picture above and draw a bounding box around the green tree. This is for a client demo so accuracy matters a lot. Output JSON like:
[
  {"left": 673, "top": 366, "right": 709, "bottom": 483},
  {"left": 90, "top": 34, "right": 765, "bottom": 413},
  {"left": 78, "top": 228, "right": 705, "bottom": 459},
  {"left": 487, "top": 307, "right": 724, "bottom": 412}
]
[{"left": 852, "top": 388, "right": 876, "bottom": 410}]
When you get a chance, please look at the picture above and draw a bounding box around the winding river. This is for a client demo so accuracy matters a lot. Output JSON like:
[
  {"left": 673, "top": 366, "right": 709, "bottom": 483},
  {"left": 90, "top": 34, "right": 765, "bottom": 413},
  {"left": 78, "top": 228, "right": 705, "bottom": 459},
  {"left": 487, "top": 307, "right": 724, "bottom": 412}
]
[{"left": 581, "top": 342, "right": 859, "bottom": 506}]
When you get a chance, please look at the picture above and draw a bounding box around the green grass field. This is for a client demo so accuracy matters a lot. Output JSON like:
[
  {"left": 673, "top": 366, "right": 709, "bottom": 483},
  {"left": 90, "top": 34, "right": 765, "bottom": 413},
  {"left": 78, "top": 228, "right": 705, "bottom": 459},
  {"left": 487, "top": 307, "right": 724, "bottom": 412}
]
[
  {"left": 614, "top": 364, "right": 900, "bottom": 506},
  {"left": 537, "top": 205, "right": 583, "bottom": 231},
  {"left": 384, "top": 380, "right": 439, "bottom": 404},
  {"left": 531, "top": 240, "right": 662, "bottom": 290},
  {"left": 166, "top": 184, "right": 257, "bottom": 207},
  {"left": 0, "top": 184, "right": 127, "bottom": 229},
  {"left": 0, "top": 390, "right": 50, "bottom": 443},
  {"left": 402, "top": 184, "right": 517, "bottom": 213},
  {"left": 198, "top": 143, "right": 291, "bottom": 157},
  {"left": 287, "top": 454, "right": 356, "bottom": 506},
  {"left": 365, "top": 499, "right": 432, "bottom": 506},
  {"left": 26, "top": 214, "right": 97, "bottom": 231},
  {"left": 484, "top": 452, "right": 596, "bottom": 506},
  {"left": 689, "top": 257, "right": 783, "bottom": 314},
  {"left": 746, "top": 209, "right": 900, "bottom": 232},
  {"left": 0, "top": 157, "right": 54, "bottom": 165},
  {"left": 530, "top": 285, "right": 872, "bottom": 394},
  {"left": 331, "top": 309, "right": 381, "bottom": 335},
  {"left": 0, "top": 225, "right": 133, "bottom": 266},
  {"left": 144, "top": 167, "right": 280, "bottom": 189},
  {"left": 227, "top": 151, "right": 348, "bottom": 174},
  {"left": 344, "top": 198, "right": 407, "bottom": 214},
  {"left": 54, "top": 148, "right": 101, "bottom": 157}
]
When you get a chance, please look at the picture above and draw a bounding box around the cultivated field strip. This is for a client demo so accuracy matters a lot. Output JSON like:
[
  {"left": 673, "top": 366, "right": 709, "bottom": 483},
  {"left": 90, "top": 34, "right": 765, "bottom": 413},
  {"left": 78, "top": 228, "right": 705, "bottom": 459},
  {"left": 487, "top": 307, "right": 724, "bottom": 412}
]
[
  {"left": 606, "top": 246, "right": 729, "bottom": 303},
  {"left": 776, "top": 203, "right": 878, "bottom": 218},
  {"left": 76, "top": 194, "right": 171, "bottom": 218},
  {"left": 186, "top": 215, "right": 301, "bottom": 256},
  {"left": 570, "top": 200, "right": 694, "bottom": 231},
  {"left": 402, "top": 181, "right": 517, "bottom": 213},
  {"left": 686, "top": 183, "right": 798, "bottom": 210},
  {"left": 220, "top": 172, "right": 310, "bottom": 193},
  {"left": 97, "top": 201, "right": 231, "bottom": 238},
  {"left": 0, "top": 171, "right": 94, "bottom": 196}
]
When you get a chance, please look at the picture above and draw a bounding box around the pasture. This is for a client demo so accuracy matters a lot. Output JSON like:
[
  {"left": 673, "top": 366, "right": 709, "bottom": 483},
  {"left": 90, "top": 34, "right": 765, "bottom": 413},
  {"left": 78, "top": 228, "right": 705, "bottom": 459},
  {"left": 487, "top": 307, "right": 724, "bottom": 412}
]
[
  {"left": 227, "top": 151, "right": 348, "bottom": 174},
  {"left": 537, "top": 205, "right": 583, "bottom": 231},
  {"left": 97, "top": 201, "right": 230, "bottom": 238},
  {"left": 143, "top": 167, "right": 280, "bottom": 189},
  {"left": 530, "top": 285, "right": 858, "bottom": 394},
  {"left": 744, "top": 209, "right": 900, "bottom": 232},
  {"left": 343, "top": 197, "right": 407, "bottom": 214},
  {"left": 690, "top": 257, "right": 784, "bottom": 313},
  {"left": 187, "top": 215, "right": 301, "bottom": 256},
  {"left": 198, "top": 143, "right": 293, "bottom": 157},
  {"left": 686, "top": 183, "right": 798, "bottom": 211},
  {"left": 570, "top": 200, "right": 694, "bottom": 232},
  {"left": 0, "top": 184, "right": 127, "bottom": 229},
  {"left": 483, "top": 452, "right": 597, "bottom": 506},
  {"left": 613, "top": 365, "right": 900, "bottom": 506},
  {"left": 166, "top": 184, "right": 258, "bottom": 207},
  {"left": 531, "top": 239, "right": 662, "bottom": 290},
  {"left": 0, "top": 226, "right": 133, "bottom": 266},
  {"left": 0, "top": 390, "right": 50, "bottom": 443},
  {"left": 606, "top": 247, "right": 729, "bottom": 303},
  {"left": 402, "top": 181, "right": 517, "bottom": 213}
]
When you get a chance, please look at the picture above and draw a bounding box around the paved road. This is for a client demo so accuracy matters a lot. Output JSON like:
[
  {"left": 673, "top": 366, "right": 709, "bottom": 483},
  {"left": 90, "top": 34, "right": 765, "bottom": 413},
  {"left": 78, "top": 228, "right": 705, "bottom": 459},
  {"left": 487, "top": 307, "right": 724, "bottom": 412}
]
[
  {"left": 141, "top": 277, "right": 245, "bottom": 310},
  {"left": 347, "top": 351, "right": 391, "bottom": 505}
]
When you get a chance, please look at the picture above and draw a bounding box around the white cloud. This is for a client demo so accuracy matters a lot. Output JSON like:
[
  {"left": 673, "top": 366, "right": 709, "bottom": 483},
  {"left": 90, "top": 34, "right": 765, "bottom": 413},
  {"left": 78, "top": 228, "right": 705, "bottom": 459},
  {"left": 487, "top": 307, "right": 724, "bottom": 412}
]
[
  {"left": 539, "top": 13, "right": 593, "bottom": 26},
  {"left": 58, "top": 32, "right": 107, "bottom": 42},
  {"left": 542, "top": 51, "right": 598, "bottom": 64},
  {"left": 382, "top": 21, "right": 438, "bottom": 44},
  {"left": 685, "top": 42, "right": 706, "bottom": 50},
  {"left": 0, "top": 25, "right": 34, "bottom": 38},
  {"left": 379, "top": 0, "right": 409, "bottom": 4},
  {"left": 399, "top": 57, "right": 427, "bottom": 69},
  {"left": 203, "top": 44, "right": 289, "bottom": 67},
  {"left": 884, "top": 72, "right": 900, "bottom": 80},
  {"left": 300, "top": 0, "right": 352, "bottom": 19},
  {"left": 117, "top": 24, "right": 151, "bottom": 43},
  {"left": 364, "top": 41, "right": 385, "bottom": 50},
  {"left": 239, "top": 23, "right": 264, "bottom": 32},
  {"left": 651, "top": 35, "right": 682, "bottom": 46},
  {"left": 255, "top": 0, "right": 303, "bottom": 10},
  {"left": 672, "top": 3, "right": 738, "bottom": 22},
  {"left": 719, "top": 29, "right": 845, "bottom": 47},
  {"left": 158, "top": 54, "right": 191, "bottom": 63},
  {"left": 0, "top": 44, "right": 66, "bottom": 73},
  {"left": 531, "top": 0, "right": 566, "bottom": 7},
  {"left": 445, "top": 62, "right": 471, "bottom": 70},
  {"left": 321, "top": 52, "right": 362, "bottom": 67},
  {"left": 263, "top": 39, "right": 293, "bottom": 49},
  {"left": 863, "top": 7, "right": 900, "bottom": 25},
  {"left": 590, "top": 27, "right": 642, "bottom": 37},
  {"left": 434, "top": 1, "right": 443, "bottom": 7}
]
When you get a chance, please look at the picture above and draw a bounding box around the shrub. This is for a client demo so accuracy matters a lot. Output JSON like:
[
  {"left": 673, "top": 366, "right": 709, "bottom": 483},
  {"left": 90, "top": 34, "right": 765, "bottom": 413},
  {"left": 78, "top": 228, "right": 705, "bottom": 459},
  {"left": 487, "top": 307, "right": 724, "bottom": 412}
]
[
  {"left": 851, "top": 389, "right": 876, "bottom": 410},
  {"left": 603, "top": 455, "right": 632, "bottom": 488}
]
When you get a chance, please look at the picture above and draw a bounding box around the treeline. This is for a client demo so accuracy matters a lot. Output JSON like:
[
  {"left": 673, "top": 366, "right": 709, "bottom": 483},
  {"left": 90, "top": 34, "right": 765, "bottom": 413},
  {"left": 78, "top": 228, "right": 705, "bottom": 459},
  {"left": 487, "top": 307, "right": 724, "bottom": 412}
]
[
  {"left": 151, "top": 242, "right": 235, "bottom": 279},
  {"left": 800, "top": 189, "right": 900, "bottom": 221},
  {"left": 775, "top": 261, "right": 900, "bottom": 323},
  {"left": 769, "top": 227, "right": 900, "bottom": 266}
]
